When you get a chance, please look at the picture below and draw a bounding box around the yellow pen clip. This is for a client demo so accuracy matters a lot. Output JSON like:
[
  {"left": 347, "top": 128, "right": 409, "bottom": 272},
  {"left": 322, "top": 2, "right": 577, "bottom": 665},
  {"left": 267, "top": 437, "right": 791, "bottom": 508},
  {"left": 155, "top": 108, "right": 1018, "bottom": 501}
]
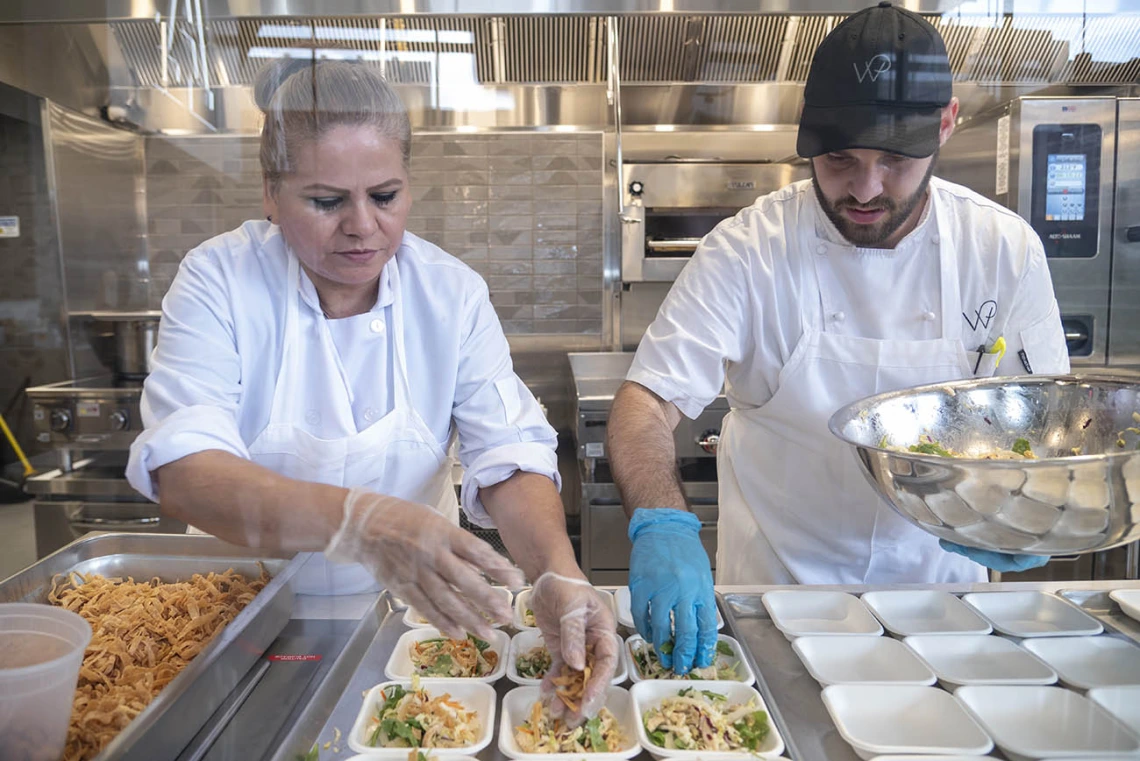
[{"left": 991, "top": 336, "right": 1007, "bottom": 368}]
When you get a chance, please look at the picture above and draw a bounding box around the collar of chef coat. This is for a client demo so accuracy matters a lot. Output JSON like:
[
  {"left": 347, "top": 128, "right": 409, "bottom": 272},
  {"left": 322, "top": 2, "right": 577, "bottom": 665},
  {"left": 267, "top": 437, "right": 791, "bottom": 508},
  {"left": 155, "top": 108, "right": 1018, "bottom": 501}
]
[
  {"left": 810, "top": 183, "right": 936, "bottom": 256},
  {"left": 293, "top": 248, "right": 396, "bottom": 317}
]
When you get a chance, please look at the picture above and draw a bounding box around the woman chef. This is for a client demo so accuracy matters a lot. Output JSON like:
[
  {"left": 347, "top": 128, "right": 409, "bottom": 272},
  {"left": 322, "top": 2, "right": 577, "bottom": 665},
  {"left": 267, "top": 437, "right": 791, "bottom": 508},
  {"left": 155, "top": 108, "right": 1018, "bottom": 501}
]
[
  {"left": 605, "top": 2, "right": 1070, "bottom": 676},
  {"left": 126, "top": 59, "right": 615, "bottom": 719}
]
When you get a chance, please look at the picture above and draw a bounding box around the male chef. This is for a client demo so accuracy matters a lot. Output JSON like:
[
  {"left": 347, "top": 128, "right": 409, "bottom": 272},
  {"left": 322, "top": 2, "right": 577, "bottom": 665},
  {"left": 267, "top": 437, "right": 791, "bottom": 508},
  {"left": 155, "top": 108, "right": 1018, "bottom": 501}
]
[{"left": 606, "top": 1, "right": 1070, "bottom": 674}]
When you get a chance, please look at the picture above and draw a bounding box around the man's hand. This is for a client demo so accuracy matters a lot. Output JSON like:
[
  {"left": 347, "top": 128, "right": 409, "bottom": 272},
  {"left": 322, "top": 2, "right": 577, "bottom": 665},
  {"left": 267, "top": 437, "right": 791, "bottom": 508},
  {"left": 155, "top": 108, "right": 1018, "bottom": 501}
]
[
  {"left": 940, "top": 539, "right": 1050, "bottom": 573},
  {"left": 529, "top": 572, "right": 618, "bottom": 724},
  {"left": 628, "top": 508, "right": 718, "bottom": 675},
  {"left": 326, "top": 487, "right": 524, "bottom": 639}
]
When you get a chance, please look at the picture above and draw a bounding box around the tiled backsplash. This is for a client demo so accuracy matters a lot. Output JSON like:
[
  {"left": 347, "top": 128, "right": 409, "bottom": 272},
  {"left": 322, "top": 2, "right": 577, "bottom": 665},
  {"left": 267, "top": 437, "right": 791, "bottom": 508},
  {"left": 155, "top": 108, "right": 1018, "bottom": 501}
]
[{"left": 145, "top": 131, "right": 604, "bottom": 335}]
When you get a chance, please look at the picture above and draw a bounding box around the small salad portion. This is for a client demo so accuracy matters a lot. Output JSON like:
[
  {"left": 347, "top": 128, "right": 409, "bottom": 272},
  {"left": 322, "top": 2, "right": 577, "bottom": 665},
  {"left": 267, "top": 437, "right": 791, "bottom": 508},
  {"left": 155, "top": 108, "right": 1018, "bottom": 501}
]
[
  {"left": 643, "top": 687, "right": 770, "bottom": 752},
  {"left": 630, "top": 638, "right": 741, "bottom": 681},
  {"left": 364, "top": 680, "right": 481, "bottom": 748},
  {"left": 516, "top": 645, "right": 553, "bottom": 680},
  {"left": 410, "top": 635, "right": 499, "bottom": 678},
  {"left": 514, "top": 700, "right": 626, "bottom": 754}
]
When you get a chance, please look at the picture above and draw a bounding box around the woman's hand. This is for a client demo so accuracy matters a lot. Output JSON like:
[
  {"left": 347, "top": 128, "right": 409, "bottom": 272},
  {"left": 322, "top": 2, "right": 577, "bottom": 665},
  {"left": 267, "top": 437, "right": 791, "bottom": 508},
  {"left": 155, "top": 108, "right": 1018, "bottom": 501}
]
[
  {"left": 530, "top": 572, "right": 619, "bottom": 724},
  {"left": 326, "top": 487, "right": 524, "bottom": 639}
]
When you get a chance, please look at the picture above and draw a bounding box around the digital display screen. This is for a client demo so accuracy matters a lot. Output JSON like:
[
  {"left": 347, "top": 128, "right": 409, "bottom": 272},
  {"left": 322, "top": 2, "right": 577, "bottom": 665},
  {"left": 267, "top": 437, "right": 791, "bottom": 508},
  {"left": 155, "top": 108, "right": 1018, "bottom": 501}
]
[{"left": 1045, "top": 153, "right": 1086, "bottom": 222}]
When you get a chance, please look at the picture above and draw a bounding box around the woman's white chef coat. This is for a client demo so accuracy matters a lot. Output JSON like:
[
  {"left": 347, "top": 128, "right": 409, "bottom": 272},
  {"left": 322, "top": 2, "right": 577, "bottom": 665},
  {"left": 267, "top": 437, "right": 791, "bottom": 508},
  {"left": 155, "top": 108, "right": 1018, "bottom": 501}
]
[
  {"left": 628, "top": 177, "right": 1071, "bottom": 585},
  {"left": 125, "top": 220, "right": 559, "bottom": 526}
]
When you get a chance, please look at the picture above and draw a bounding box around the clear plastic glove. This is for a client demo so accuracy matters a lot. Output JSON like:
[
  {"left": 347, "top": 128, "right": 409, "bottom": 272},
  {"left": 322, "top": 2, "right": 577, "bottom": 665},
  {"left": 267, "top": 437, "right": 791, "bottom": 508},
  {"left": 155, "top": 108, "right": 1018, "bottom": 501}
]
[
  {"left": 628, "top": 508, "right": 717, "bottom": 676},
  {"left": 940, "top": 539, "right": 1050, "bottom": 573},
  {"left": 326, "top": 487, "right": 524, "bottom": 639},
  {"left": 530, "top": 572, "right": 618, "bottom": 725}
]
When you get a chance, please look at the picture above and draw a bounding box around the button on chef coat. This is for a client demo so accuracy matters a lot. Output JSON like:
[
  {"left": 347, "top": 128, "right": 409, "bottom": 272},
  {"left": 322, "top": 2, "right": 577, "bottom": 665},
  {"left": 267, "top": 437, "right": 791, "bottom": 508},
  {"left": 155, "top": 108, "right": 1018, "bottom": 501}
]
[
  {"left": 126, "top": 220, "right": 558, "bottom": 525},
  {"left": 628, "top": 177, "right": 1069, "bottom": 421}
]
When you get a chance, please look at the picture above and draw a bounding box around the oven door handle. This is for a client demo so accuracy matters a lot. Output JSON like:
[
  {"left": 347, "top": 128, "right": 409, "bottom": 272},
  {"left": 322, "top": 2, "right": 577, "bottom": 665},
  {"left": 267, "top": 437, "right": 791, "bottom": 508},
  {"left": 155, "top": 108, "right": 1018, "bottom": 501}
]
[
  {"left": 68, "top": 515, "right": 162, "bottom": 528},
  {"left": 645, "top": 238, "right": 702, "bottom": 254}
]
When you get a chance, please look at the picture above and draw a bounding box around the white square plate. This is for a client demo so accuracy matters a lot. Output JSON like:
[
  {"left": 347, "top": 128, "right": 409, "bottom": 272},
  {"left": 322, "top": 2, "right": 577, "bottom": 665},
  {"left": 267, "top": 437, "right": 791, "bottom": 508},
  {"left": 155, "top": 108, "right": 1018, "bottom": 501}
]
[
  {"left": 506, "top": 629, "right": 627, "bottom": 686},
  {"left": 624, "top": 634, "right": 754, "bottom": 685},
  {"left": 1110, "top": 589, "right": 1140, "bottom": 623},
  {"left": 614, "top": 587, "right": 724, "bottom": 632},
  {"left": 631, "top": 680, "right": 784, "bottom": 759},
  {"left": 498, "top": 685, "right": 641, "bottom": 760},
  {"left": 514, "top": 587, "right": 617, "bottom": 631},
  {"left": 1021, "top": 636, "right": 1140, "bottom": 690},
  {"left": 347, "top": 680, "right": 496, "bottom": 757},
  {"left": 403, "top": 586, "right": 513, "bottom": 629},
  {"left": 1088, "top": 685, "right": 1140, "bottom": 734},
  {"left": 902, "top": 634, "right": 1056, "bottom": 689},
  {"left": 762, "top": 591, "right": 882, "bottom": 639},
  {"left": 792, "top": 635, "right": 935, "bottom": 687},
  {"left": 820, "top": 685, "right": 992, "bottom": 761},
  {"left": 384, "top": 627, "right": 509, "bottom": 684},
  {"left": 961, "top": 591, "right": 1103, "bottom": 638},
  {"left": 954, "top": 685, "right": 1140, "bottom": 761},
  {"left": 860, "top": 591, "right": 991, "bottom": 636}
]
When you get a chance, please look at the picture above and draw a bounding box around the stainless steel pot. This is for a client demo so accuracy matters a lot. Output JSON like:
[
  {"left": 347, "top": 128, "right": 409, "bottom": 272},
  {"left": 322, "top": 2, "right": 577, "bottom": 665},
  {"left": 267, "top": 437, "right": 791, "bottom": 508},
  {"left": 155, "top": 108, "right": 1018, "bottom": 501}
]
[{"left": 85, "top": 311, "right": 161, "bottom": 379}]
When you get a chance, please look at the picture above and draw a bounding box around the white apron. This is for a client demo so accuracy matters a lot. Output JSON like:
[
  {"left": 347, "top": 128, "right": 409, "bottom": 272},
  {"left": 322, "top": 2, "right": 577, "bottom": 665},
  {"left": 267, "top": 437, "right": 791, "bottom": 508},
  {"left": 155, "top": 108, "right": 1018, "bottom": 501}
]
[
  {"left": 242, "top": 252, "right": 458, "bottom": 594},
  {"left": 715, "top": 198, "right": 987, "bottom": 586}
]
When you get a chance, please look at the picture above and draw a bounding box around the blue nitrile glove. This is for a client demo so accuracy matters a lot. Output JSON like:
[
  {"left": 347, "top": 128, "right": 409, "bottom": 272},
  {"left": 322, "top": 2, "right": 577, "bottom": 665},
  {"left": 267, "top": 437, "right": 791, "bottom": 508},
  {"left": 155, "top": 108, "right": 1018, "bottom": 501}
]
[
  {"left": 940, "top": 539, "right": 1050, "bottom": 573},
  {"left": 628, "top": 508, "right": 717, "bottom": 675}
]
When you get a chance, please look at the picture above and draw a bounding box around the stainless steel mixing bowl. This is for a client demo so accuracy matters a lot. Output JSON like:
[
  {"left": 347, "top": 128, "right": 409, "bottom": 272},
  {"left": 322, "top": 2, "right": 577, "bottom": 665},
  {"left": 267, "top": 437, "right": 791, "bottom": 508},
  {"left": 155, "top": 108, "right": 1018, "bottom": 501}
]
[{"left": 828, "top": 374, "right": 1140, "bottom": 555}]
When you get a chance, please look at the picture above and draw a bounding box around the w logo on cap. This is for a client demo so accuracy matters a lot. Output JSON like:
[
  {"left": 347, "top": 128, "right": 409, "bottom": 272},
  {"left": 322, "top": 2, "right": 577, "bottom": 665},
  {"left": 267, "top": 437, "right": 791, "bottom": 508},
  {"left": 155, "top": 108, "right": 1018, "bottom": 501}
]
[{"left": 854, "top": 53, "right": 892, "bottom": 83}]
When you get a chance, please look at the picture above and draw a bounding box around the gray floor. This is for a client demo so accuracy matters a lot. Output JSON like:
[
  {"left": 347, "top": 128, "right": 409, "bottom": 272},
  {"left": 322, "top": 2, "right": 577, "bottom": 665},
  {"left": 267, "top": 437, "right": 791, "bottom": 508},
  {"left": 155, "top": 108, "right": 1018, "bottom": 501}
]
[{"left": 0, "top": 499, "right": 36, "bottom": 580}]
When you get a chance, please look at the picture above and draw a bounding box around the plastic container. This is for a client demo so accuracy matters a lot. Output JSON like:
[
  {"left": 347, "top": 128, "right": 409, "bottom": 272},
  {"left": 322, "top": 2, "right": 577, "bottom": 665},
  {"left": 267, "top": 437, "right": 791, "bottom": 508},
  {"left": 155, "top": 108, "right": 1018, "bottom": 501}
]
[
  {"left": 347, "top": 680, "right": 496, "bottom": 757},
  {"left": 403, "top": 586, "right": 513, "bottom": 629},
  {"left": 630, "top": 679, "right": 786, "bottom": 759},
  {"left": 514, "top": 587, "right": 618, "bottom": 631},
  {"left": 954, "top": 685, "right": 1140, "bottom": 761},
  {"left": 1021, "top": 635, "right": 1140, "bottom": 690},
  {"left": 1109, "top": 589, "right": 1140, "bottom": 623},
  {"left": 506, "top": 629, "right": 627, "bottom": 687},
  {"left": 0, "top": 603, "right": 92, "bottom": 761},
  {"left": 384, "top": 627, "right": 510, "bottom": 684},
  {"left": 624, "top": 634, "right": 755, "bottom": 685},
  {"left": 859, "top": 591, "right": 991, "bottom": 637},
  {"left": 761, "top": 591, "right": 882, "bottom": 639},
  {"left": 615, "top": 586, "right": 724, "bottom": 631},
  {"left": 902, "top": 634, "right": 1056, "bottom": 689},
  {"left": 960, "top": 591, "right": 1102, "bottom": 638},
  {"left": 791, "top": 635, "right": 935, "bottom": 687},
  {"left": 1088, "top": 685, "right": 1140, "bottom": 734},
  {"left": 820, "top": 685, "right": 993, "bottom": 761},
  {"left": 498, "top": 684, "right": 641, "bottom": 760}
]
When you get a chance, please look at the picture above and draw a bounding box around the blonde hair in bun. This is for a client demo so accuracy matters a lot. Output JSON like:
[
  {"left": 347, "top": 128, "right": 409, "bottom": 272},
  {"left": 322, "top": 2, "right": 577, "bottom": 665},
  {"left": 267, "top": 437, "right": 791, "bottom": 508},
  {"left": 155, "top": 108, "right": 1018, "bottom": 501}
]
[{"left": 254, "top": 58, "right": 411, "bottom": 189}]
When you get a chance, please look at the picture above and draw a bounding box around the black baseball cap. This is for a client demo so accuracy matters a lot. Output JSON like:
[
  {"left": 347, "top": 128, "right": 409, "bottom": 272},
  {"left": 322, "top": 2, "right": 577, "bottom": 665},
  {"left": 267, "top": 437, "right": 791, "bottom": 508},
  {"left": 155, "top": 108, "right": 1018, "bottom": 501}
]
[{"left": 797, "top": 1, "right": 953, "bottom": 159}]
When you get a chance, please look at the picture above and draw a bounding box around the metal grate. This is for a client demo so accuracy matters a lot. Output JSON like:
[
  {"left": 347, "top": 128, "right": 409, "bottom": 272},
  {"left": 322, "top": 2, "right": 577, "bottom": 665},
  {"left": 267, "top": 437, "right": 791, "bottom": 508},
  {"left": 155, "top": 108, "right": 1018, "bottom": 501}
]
[
  {"left": 699, "top": 15, "right": 787, "bottom": 82},
  {"left": 495, "top": 15, "right": 604, "bottom": 83},
  {"left": 619, "top": 15, "right": 692, "bottom": 82},
  {"left": 110, "top": 13, "right": 1139, "bottom": 89}
]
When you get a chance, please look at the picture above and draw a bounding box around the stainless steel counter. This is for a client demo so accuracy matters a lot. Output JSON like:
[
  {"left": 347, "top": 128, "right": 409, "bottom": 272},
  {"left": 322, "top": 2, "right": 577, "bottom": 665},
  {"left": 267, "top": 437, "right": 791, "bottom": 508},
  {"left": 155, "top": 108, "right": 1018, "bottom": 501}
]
[{"left": 258, "top": 579, "right": 1140, "bottom": 761}]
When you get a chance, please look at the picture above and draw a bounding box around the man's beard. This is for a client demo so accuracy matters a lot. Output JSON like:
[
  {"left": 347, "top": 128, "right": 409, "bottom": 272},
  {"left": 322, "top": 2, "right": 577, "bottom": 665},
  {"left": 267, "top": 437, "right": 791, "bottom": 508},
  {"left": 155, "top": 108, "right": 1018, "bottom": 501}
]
[{"left": 813, "top": 151, "right": 937, "bottom": 247}]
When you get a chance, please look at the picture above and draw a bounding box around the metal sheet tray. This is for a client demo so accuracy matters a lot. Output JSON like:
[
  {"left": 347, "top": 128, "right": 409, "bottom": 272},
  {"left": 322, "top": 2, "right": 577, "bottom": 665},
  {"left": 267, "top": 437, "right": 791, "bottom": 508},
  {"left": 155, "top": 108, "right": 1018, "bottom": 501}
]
[{"left": 0, "top": 532, "right": 304, "bottom": 761}]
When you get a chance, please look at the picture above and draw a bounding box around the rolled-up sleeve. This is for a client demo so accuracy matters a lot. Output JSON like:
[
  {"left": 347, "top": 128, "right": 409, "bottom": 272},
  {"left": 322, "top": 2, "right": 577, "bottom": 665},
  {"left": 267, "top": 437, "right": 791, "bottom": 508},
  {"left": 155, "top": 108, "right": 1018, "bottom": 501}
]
[
  {"left": 451, "top": 279, "right": 559, "bottom": 527},
  {"left": 126, "top": 252, "right": 249, "bottom": 500}
]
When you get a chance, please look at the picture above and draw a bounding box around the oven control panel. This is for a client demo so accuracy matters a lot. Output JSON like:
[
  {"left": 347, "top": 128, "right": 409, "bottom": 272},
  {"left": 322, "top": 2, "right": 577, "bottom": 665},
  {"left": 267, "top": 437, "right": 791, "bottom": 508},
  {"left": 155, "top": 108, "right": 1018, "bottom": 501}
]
[{"left": 33, "top": 400, "right": 140, "bottom": 449}]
